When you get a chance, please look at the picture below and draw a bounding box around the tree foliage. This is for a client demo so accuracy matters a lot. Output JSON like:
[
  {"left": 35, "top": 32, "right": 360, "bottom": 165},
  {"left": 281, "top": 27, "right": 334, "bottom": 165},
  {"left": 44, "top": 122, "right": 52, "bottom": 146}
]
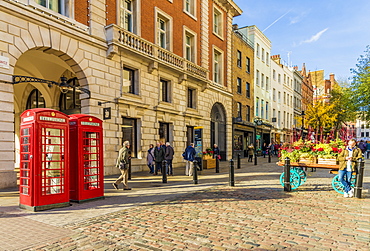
[
  {"left": 351, "top": 45, "right": 370, "bottom": 121},
  {"left": 330, "top": 83, "right": 357, "bottom": 131},
  {"left": 305, "top": 101, "right": 337, "bottom": 135}
]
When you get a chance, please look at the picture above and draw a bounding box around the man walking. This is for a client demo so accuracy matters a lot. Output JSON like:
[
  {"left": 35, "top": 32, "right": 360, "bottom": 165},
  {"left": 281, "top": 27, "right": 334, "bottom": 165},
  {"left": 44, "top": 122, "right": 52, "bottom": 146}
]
[
  {"left": 165, "top": 142, "right": 174, "bottom": 175},
  {"left": 183, "top": 143, "right": 196, "bottom": 176},
  {"left": 112, "top": 141, "right": 131, "bottom": 190},
  {"left": 154, "top": 141, "right": 165, "bottom": 175}
]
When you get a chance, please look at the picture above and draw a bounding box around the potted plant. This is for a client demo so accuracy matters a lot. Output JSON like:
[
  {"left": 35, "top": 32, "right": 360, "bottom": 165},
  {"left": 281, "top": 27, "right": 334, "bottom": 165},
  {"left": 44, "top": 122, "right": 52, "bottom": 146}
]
[{"left": 202, "top": 148, "right": 214, "bottom": 160}]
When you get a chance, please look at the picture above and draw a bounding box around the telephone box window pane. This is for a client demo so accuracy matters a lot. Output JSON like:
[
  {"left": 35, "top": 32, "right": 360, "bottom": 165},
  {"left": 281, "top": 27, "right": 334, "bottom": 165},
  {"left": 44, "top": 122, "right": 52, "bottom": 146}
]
[
  {"left": 22, "top": 154, "right": 29, "bottom": 160},
  {"left": 22, "top": 128, "right": 30, "bottom": 136},
  {"left": 21, "top": 137, "right": 29, "bottom": 144},
  {"left": 22, "top": 162, "right": 29, "bottom": 169},
  {"left": 21, "top": 170, "right": 29, "bottom": 177},
  {"left": 22, "top": 145, "right": 29, "bottom": 152}
]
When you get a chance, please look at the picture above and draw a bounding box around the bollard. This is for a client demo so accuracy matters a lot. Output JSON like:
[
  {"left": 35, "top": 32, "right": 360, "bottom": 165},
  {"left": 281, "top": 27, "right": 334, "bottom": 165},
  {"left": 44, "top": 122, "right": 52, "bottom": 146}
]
[
  {"left": 162, "top": 160, "right": 167, "bottom": 183},
  {"left": 268, "top": 151, "right": 271, "bottom": 163},
  {"left": 284, "top": 157, "right": 291, "bottom": 192},
  {"left": 237, "top": 153, "right": 241, "bottom": 169},
  {"left": 216, "top": 156, "right": 220, "bottom": 173},
  {"left": 193, "top": 160, "right": 198, "bottom": 184},
  {"left": 254, "top": 151, "right": 257, "bottom": 166},
  {"left": 354, "top": 159, "right": 365, "bottom": 198},
  {"left": 229, "top": 159, "right": 235, "bottom": 186},
  {"left": 128, "top": 157, "right": 132, "bottom": 180}
]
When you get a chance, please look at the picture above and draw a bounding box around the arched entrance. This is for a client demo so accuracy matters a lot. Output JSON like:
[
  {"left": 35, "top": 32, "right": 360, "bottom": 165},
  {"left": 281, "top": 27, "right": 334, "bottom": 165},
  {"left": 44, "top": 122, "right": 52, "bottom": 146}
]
[
  {"left": 210, "top": 103, "right": 227, "bottom": 160},
  {"left": 13, "top": 48, "right": 88, "bottom": 172}
]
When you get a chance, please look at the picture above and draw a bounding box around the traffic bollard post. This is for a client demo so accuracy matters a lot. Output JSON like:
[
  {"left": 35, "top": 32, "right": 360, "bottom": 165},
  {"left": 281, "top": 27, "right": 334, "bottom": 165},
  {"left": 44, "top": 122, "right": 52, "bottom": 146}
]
[
  {"left": 237, "top": 153, "right": 241, "bottom": 169},
  {"left": 162, "top": 160, "right": 167, "bottom": 183},
  {"left": 216, "top": 157, "right": 220, "bottom": 173},
  {"left": 284, "top": 157, "right": 291, "bottom": 192},
  {"left": 268, "top": 151, "right": 271, "bottom": 163},
  {"left": 354, "top": 158, "right": 365, "bottom": 198},
  {"left": 128, "top": 157, "right": 132, "bottom": 180},
  {"left": 229, "top": 159, "right": 235, "bottom": 186},
  {"left": 193, "top": 160, "right": 198, "bottom": 184}
]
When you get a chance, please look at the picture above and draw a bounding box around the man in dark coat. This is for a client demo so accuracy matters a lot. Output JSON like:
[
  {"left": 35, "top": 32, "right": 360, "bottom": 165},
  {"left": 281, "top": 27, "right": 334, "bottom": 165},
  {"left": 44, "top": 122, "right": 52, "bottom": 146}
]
[
  {"left": 165, "top": 142, "right": 174, "bottom": 175},
  {"left": 154, "top": 141, "right": 165, "bottom": 175}
]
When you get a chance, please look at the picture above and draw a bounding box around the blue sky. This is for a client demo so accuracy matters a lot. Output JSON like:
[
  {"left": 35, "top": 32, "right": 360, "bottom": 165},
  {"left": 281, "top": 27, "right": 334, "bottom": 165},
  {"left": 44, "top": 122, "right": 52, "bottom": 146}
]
[{"left": 233, "top": 0, "right": 370, "bottom": 81}]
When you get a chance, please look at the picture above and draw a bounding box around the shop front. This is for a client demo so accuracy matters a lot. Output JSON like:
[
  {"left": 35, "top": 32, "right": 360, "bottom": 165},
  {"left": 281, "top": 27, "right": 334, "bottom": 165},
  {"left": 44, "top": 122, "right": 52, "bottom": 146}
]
[{"left": 233, "top": 122, "right": 254, "bottom": 158}]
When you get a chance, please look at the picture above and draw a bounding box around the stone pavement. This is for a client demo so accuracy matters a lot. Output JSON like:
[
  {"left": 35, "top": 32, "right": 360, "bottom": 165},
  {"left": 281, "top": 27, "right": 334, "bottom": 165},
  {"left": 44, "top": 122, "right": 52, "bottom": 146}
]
[{"left": 0, "top": 157, "right": 369, "bottom": 250}]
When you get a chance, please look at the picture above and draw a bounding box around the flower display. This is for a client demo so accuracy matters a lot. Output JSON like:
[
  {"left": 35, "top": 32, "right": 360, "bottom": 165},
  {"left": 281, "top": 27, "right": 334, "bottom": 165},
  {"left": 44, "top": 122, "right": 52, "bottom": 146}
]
[
  {"left": 202, "top": 148, "right": 214, "bottom": 156},
  {"left": 279, "top": 139, "right": 345, "bottom": 163}
]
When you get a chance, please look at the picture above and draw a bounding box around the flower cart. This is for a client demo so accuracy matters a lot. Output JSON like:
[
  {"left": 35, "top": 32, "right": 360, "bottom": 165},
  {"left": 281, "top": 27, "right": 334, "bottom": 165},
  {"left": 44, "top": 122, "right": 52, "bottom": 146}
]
[{"left": 277, "top": 139, "right": 355, "bottom": 194}]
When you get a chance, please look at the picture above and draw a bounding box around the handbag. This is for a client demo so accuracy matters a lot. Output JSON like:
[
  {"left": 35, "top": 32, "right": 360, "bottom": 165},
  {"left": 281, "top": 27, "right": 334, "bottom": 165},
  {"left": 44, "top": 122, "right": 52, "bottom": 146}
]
[{"left": 119, "top": 160, "right": 128, "bottom": 170}]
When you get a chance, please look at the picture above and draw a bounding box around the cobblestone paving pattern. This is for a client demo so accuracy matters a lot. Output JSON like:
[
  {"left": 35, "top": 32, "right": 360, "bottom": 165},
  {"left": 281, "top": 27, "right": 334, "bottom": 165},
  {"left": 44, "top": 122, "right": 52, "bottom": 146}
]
[{"left": 27, "top": 182, "right": 369, "bottom": 251}]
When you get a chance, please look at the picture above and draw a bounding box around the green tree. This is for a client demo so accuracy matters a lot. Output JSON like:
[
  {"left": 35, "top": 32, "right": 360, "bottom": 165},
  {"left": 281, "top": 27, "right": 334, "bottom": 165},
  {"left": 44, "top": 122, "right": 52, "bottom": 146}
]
[
  {"left": 305, "top": 101, "right": 337, "bottom": 141},
  {"left": 351, "top": 45, "right": 370, "bottom": 121},
  {"left": 330, "top": 83, "right": 357, "bottom": 136}
]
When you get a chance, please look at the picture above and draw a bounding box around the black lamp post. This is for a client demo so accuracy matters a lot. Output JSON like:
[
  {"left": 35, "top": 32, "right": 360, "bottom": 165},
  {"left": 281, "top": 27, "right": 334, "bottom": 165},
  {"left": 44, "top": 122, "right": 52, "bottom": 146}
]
[
  {"left": 301, "top": 110, "right": 305, "bottom": 140},
  {"left": 254, "top": 118, "right": 263, "bottom": 165}
]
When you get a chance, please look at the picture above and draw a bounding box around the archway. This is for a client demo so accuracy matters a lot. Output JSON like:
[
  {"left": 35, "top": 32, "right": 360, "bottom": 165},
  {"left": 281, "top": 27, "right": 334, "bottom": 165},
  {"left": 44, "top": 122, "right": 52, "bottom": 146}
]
[
  {"left": 210, "top": 103, "right": 227, "bottom": 160},
  {"left": 13, "top": 48, "right": 87, "bottom": 171}
]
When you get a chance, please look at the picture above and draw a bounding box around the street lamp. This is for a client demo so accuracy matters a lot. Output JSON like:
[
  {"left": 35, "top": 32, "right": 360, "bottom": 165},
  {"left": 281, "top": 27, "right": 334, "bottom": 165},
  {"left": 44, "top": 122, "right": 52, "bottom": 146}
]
[
  {"left": 254, "top": 118, "right": 263, "bottom": 165},
  {"left": 301, "top": 110, "right": 305, "bottom": 140}
]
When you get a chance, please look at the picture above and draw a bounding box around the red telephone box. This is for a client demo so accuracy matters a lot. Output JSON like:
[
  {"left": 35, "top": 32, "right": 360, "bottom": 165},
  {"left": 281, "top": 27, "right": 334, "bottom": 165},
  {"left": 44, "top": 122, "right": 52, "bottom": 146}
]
[
  {"left": 19, "top": 109, "right": 70, "bottom": 211},
  {"left": 69, "top": 114, "right": 104, "bottom": 202}
]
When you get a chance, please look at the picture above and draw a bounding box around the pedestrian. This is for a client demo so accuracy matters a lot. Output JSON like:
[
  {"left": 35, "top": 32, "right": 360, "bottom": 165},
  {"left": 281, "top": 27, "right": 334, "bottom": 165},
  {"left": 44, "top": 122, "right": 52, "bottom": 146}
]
[
  {"left": 358, "top": 140, "right": 366, "bottom": 155},
  {"left": 213, "top": 144, "right": 220, "bottom": 160},
  {"left": 262, "top": 143, "right": 267, "bottom": 158},
  {"left": 112, "top": 141, "right": 131, "bottom": 190},
  {"left": 337, "top": 139, "right": 362, "bottom": 198},
  {"left": 154, "top": 141, "right": 165, "bottom": 175},
  {"left": 366, "top": 141, "right": 370, "bottom": 159},
  {"left": 146, "top": 144, "right": 155, "bottom": 174},
  {"left": 165, "top": 142, "right": 174, "bottom": 175},
  {"left": 183, "top": 143, "right": 196, "bottom": 176},
  {"left": 247, "top": 144, "right": 254, "bottom": 162}
]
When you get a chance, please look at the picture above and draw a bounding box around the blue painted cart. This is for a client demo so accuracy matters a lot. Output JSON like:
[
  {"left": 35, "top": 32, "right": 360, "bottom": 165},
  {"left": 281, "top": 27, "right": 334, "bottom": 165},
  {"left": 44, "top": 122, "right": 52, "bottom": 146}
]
[{"left": 277, "top": 162, "right": 356, "bottom": 194}]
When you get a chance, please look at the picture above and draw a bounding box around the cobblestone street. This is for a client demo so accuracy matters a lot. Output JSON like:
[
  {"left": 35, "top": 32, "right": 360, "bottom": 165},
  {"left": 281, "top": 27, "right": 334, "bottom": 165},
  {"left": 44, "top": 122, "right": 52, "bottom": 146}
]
[{"left": 1, "top": 157, "right": 369, "bottom": 250}]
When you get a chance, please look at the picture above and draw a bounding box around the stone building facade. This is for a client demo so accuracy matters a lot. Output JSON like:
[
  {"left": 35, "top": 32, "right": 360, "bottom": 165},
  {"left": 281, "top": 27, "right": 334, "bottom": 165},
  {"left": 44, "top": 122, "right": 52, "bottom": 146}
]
[{"left": 0, "top": 0, "right": 242, "bottom": 188}]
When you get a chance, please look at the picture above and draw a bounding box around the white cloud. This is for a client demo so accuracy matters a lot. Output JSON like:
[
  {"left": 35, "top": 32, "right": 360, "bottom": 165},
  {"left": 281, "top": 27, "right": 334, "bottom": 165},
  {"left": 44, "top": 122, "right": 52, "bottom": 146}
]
[{"left": 301, "top": 28, "right": 329, "bottom": 44}]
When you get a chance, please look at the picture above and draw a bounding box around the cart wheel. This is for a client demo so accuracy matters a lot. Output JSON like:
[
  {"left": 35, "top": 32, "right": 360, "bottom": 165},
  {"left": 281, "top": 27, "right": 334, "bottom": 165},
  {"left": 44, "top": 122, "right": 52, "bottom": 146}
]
[
  {"left": 293, "top": 167, "right": 307, "bottom": 185},
  {"left": 332, "top": 174, "right": 357, "bottom": 194},
  {"left": 279, "top": 170, "right": 301, "bottom": 190}
]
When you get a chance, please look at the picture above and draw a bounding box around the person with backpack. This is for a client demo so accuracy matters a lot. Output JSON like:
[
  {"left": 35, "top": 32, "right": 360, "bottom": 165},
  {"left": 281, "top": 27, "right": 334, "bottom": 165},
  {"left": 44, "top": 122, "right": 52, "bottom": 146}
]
[{"left": 183, "top": 143, "right": 196, "bottom": 176}]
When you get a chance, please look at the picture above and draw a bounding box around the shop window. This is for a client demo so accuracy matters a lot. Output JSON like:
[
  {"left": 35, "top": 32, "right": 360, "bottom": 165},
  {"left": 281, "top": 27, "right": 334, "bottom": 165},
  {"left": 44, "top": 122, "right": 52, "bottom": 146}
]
[
  {"left": 159, "top": 122, "right": 170, "bottom": 143},
  {"left": 26, "top": 89, "right": 46, "bottom": 109},
  {"left": 122, "top": 117, "right": 137, "bottom": 158}
]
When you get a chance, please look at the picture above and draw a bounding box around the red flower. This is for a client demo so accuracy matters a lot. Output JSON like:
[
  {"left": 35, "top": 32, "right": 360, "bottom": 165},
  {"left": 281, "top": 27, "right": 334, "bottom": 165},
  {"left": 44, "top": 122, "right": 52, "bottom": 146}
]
[
  {"left": 317, "top": 148, "right": 324, "bottom": 152},
  {"left": 332, "top": 147, "right": 339, "bottom": 152},
  {"left": 294, "top": 146, "right": 300, "bottom": 150}
]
